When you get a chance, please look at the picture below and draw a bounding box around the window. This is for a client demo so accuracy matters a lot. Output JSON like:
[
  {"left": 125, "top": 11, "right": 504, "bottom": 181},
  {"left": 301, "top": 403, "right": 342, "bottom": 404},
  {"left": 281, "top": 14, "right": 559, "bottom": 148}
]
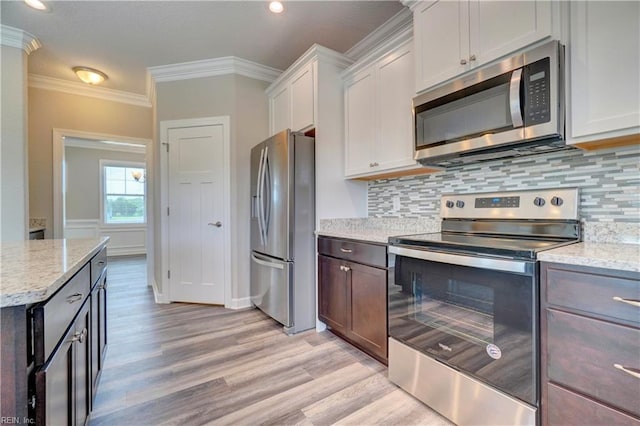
[{"left": 101, "top": 162, "right": 145, "bottom": 224}]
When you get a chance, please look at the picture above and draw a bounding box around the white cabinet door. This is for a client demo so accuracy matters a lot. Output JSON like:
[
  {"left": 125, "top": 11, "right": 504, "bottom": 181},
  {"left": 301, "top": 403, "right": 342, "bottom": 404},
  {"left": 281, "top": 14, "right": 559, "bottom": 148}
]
[
  {"left": 290, "top": 63, "right": 315, "bottom": 132},
  {"left": 469, "top": 0, "right": 552, "bottom": 66},
  {"left": 270, "top": 84, "right": 290, "bottom": 136},
  {"left": 377, "top": 43, "right": 417, "bottom": 171},
  {"left": 414, "top": 0, "right": 553, "bottom": 93},
  {"left": 414, "top": 0, "right": 469, "bottom": 92},
  {"left": 344, "top": 70, "right": 376, "bottom": 176},
  {"left": 569, "top": 1, "right": 640, "bottom": 141}
]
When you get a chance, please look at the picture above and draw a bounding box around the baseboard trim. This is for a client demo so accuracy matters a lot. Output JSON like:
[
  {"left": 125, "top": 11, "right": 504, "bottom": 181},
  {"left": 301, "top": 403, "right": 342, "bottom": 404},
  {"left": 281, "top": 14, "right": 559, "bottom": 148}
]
[
  {"left": 227, "top": 297, "right": 252, "bottom": 310},
  {"left": 151, "top": 278, "right": 170, "bottom": 304}
]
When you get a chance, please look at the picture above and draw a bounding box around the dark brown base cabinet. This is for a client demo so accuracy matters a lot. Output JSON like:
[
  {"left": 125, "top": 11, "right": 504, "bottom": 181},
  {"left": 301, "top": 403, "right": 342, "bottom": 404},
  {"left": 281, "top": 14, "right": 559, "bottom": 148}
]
[
  {"left": 318, "top": 237, "right": 388, "bottom": 364},
  {"left": 541, "top": 262, "right": 640, "bottom": 426},
  {"left": 27, "top": 247, "right": 108, "bottom": 425}
]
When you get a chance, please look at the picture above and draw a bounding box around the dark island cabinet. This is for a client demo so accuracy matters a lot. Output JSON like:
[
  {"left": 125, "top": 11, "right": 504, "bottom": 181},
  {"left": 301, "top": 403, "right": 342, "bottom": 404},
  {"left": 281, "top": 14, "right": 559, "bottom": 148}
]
[
  {"left": 541, "top": 261, "right": 640, "bottom": 426},
  {"left": 24, "top": 246, "right": 108, "bottom": 425},
  {"left": 318, "top": 236, "right": 388, "bottom": 363}
]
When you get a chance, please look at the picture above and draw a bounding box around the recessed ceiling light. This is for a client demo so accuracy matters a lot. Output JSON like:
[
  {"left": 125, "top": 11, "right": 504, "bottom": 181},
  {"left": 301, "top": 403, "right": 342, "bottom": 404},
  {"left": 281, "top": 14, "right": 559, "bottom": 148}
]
[
  {"left": 72, "top": 67, "right": 108, "bottom": 85},
  {"left": 24, "top": 0, "right": 49, "bottom": 11},
  {"left": 269, "top": 1, "right": 284, "bottom": 14}
]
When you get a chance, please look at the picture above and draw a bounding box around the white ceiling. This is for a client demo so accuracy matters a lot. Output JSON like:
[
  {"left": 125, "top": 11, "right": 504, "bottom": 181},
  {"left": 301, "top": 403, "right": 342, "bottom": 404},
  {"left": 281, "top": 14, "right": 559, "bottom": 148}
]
[{"left": 1, "top": 0, "right": 406, "bottom": 95}]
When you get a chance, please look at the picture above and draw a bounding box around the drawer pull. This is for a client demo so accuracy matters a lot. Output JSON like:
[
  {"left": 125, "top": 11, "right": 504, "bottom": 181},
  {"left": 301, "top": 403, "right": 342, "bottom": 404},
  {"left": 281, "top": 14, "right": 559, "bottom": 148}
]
[
  {"left": 340, "top": 248, "right": 353, "bottom": 253},
  {"left": 614, "top": 363, "right": 640, "bottom": 379},
  {"left": 97, "top": 260, "right": 105, "bottom": 266},
  {"left": 71, "top": 328, "right": 88, "bottom": 344},
  {"left": 612, "top": 296, "right": 640, "bottom": 308},
  {"left": 66, "top": 293, "right": 83, "bottom": 304}
]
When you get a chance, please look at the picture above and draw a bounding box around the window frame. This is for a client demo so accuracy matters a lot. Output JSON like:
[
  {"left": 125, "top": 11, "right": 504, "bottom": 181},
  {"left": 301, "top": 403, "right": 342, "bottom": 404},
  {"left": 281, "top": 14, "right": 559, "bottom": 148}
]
[{"left": 99, "top": 159, "right": 147, "bottom": 227}]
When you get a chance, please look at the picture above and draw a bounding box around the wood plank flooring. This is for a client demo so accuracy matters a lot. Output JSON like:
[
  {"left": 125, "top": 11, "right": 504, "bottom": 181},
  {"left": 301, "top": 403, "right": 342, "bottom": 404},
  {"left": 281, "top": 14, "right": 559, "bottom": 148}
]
[{"left": 90, "top": 256, "right": 453, "bottom": 426}]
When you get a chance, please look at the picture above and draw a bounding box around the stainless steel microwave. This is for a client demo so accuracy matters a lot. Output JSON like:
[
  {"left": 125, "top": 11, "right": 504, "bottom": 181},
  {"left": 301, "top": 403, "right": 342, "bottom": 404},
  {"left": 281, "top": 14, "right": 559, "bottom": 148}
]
[{"left": 413, "top": 41, "right": 566, "bottom": 167}]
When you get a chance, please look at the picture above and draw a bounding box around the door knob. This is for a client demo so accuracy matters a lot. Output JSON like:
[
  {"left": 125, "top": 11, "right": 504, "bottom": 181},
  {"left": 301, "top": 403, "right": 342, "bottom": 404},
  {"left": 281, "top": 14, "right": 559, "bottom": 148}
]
[{"left": 208, "top": 221, "right": 222, "bottom": 227}]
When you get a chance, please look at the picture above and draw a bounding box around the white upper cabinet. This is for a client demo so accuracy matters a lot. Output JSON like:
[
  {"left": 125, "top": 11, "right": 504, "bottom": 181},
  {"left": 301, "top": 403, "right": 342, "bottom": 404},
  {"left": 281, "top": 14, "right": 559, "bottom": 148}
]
[
  {"left": 290, "top": 64, "right": 315, "bottom": 133},
  {"left": 568, "top": 1, "right": 640, "bottom": 145},
  {"left": 270, "top": 85, "right": 290, "bottom": 136},
  {"left": 413, "top": 0, "right": 553, "bottom": 93},
  {"left": 344, "top": 36, "right": 430, "bottom": 179},
  {"left": 267, "top": 62, "right": 315, "bottom": 136}
]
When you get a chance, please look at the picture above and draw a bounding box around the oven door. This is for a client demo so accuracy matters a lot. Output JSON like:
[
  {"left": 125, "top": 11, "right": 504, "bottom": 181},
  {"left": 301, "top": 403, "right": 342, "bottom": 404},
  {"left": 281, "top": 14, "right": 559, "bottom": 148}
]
[{"left": 388, "top": 246, "right": 538, "bottom": 406}]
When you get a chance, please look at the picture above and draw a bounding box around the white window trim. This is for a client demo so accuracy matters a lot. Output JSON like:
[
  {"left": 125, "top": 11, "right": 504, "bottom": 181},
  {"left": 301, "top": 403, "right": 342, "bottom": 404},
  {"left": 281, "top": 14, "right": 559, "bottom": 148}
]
[{"left": 99, "top": 159, "right": 147, "bottom": 227}]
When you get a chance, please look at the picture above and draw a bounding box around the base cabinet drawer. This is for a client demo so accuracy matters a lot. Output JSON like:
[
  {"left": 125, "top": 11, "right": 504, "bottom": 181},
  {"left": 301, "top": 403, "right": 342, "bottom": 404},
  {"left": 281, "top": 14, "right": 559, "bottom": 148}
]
[
  {"left": 547, "top": 383, "right": 640, "bottom": 426},
  {"left": 546, "top": 309, "right": 640, "bottom": 417}
]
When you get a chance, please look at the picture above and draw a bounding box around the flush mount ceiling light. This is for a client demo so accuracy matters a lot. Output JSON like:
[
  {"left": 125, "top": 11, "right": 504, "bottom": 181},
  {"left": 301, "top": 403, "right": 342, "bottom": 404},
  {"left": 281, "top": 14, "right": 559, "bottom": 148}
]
[
  {"left": 72, "top": 67, "right": 108, "bottom": 85},
  {"left": 269, "top": 1, "right": 284, "bottom": 14},
  {"left": 24, "top": 0, "right": 49, "bottom": 11}
]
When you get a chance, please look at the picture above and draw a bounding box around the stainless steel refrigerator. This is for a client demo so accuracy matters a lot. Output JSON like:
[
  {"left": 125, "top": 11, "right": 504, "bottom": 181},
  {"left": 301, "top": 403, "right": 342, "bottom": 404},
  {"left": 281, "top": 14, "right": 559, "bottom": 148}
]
[{"left": 250, "top": 129, "right": 315, "bottom": 334}]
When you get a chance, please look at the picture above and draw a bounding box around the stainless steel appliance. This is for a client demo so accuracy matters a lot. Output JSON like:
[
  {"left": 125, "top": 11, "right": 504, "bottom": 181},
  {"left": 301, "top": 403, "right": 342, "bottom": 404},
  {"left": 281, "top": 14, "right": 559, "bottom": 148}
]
[
  {"left": 250, "top": 129, "right": 315, "bottom": 334},
  {"left": 413, "top": 41, "right": 566, "bottom": 167},
  {"left": 388, "top": 188, "right": 580, "bottom": 426}
]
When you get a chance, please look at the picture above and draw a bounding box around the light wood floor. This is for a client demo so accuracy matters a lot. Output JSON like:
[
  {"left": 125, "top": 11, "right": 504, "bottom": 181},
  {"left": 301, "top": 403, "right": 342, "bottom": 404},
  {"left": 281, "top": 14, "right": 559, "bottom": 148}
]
[{"left": 90, "top": 256, "right": 453, "bottom": 426}]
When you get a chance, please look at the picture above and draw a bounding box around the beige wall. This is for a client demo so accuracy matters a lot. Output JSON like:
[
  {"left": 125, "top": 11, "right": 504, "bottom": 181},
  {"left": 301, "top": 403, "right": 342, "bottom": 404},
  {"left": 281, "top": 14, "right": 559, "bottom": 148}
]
[
  {"left": 28, "top": 87, "right": 153, "bottom": 238},
  {"left": 155, "top": 74, "right": 269, "bottom": 302},
  {"left": 65, "top": 146, "right": 145, "bottom": 219},
  {"left": 1, "top": 46, "right": 28, "bottom": 241}
]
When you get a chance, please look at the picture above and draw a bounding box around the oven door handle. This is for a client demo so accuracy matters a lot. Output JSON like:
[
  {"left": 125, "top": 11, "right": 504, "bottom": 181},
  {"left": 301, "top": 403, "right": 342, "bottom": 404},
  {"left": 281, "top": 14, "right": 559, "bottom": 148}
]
[{"left": 389, "top": 246, "right": 532, "bottom": 274}]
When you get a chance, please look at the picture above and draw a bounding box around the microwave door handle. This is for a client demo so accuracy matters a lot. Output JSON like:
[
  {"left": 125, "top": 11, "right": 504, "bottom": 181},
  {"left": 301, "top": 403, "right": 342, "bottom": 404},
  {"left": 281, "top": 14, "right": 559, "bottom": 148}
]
[{"left": 509, "top": 68, "right": 524, "bottom": 128}]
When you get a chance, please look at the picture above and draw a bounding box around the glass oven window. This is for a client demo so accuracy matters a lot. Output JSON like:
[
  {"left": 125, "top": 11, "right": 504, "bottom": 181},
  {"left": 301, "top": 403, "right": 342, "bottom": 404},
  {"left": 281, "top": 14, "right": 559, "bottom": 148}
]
[{"left": 389, "top": 255, "right": 537, "bottom": 405}]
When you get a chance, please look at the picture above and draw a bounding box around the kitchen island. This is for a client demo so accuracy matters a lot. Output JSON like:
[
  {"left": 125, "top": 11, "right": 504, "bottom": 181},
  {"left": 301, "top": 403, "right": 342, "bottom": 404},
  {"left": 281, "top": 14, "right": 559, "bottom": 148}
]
[{"left": 0, "top": 237, "right": 108, "bottom": 422}]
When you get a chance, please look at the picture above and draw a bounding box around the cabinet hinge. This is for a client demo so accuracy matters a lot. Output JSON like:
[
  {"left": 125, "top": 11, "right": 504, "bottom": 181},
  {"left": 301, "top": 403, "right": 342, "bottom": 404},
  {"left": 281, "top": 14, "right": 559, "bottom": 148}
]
[
  {"left": 168, "top": 270, "right": 171, "bottom": 279},
  {"left": 167, "top": 206, "right": 170, "bottom": 216}
]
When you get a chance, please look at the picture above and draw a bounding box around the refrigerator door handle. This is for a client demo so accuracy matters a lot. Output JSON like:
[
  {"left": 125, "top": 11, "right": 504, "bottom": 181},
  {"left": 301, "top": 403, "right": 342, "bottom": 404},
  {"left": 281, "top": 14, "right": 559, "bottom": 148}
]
[
  {"left": 262, "top": 146, "right": 271, "bottom": 242},
  {"left": 256, "top": 147, "right": 266, "bottom": 246},
  {"left": 251, "top": 253, "right": 284, "bottom": 270}
]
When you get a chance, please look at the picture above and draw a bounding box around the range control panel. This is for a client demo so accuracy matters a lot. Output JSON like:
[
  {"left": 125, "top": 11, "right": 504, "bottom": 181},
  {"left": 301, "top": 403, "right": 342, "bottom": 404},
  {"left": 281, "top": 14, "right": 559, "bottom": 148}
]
[{"left": 441, "top": 188, "right": 579, "bottom": 220}]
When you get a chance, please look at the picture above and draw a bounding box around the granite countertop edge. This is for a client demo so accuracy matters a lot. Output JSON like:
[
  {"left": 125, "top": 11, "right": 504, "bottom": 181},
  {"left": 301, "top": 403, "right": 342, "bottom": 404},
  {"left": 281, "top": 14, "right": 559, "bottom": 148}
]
[
  {"left": 0, "top": 238, "right": 109, "bottom": 308},
  {"left": 538, "top": 242, "right": 640, "bottom": 273}
]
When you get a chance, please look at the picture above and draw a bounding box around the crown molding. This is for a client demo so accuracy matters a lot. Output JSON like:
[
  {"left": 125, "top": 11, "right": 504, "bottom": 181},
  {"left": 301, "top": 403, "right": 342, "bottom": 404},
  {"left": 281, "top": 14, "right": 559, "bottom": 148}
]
[
  {"left": 28, "top": 74, "right": 152, "bottom": 107},
  {"left": 342, "top": 26, "right": 413, "bottom": 78},
  {"left": 148, "top": 56, "right": 282, "bottom": 84},
  {"left": 266, "top": 44, "right": 354, "bottom": 94},
  {"left": 344, "top": 8, "right": 412, "bottom": 62},
  {"left": 145, "top": 72, "right": 157, "bottom": 106},
  {"left": 65, "top": 137, "right": 146, "bottom": 154},
  {"left": 0, "top": 25, "right": 41, "bottom": 54}
]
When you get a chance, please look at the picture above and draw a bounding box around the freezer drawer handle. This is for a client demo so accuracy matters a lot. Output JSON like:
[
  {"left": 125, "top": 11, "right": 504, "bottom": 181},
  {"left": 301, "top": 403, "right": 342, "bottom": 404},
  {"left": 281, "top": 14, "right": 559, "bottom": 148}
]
[{"left": 251, "top": 253, "right": 284, "bottom": 270}]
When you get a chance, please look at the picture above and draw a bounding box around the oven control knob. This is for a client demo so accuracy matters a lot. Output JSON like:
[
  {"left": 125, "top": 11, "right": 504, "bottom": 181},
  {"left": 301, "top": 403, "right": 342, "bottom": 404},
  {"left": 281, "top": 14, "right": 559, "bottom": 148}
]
[
  {"left": 533, "top": 197, "right": 546, "bottom": 207},
  {"left": 456, "top": 200, "right": 465, "bottom": 208},
  {"left": 551, "top": 196, "right": 563, "bottom": 206},
  {"left": 445, "top": 200, "right": 455, "bottom": 208}
]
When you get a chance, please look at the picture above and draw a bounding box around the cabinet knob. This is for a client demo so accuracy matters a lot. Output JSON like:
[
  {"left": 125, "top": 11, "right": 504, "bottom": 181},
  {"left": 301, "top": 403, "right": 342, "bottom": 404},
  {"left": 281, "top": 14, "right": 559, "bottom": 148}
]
[
  {"left": 71, "top": 328, "right": 88, "bottom": 344},
  {"left": 469, "top": 54, "right": 477, "bottom": 62},
  {"left": 460, "top": 58, "right": 467, "bottom": 65}
]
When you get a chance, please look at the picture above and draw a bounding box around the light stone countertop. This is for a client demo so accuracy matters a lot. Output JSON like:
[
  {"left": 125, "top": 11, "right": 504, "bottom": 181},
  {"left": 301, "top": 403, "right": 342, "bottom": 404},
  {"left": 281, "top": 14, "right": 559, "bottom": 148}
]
[
  {"left": 538, "top": 242, "right": 640, "bottom": 273},
  {"left": 317, "top": 217, "right": 440, "bottom": 244},
  {"left": 0, "top": 238, "right": 109, "bottom": 308}
]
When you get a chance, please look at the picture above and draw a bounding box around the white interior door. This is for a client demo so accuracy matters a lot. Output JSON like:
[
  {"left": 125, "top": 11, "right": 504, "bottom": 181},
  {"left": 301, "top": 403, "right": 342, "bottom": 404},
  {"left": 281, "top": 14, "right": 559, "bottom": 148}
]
[{"left": 168, "top": 124, "right": 226, "bottom": 304}]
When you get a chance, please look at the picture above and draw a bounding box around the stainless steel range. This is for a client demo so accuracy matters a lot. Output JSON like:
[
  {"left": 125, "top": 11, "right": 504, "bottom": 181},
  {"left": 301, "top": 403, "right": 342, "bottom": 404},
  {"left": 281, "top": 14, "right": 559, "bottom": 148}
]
[{"left": 387, "top": 188, "right": 580, "bottom": 426}]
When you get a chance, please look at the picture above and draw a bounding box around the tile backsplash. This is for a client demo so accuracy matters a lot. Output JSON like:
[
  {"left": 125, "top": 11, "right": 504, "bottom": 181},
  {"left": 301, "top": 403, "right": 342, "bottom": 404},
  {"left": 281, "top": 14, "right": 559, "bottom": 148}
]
[{"left": 368, "top": 145, "right": 640, "bottom": 223}]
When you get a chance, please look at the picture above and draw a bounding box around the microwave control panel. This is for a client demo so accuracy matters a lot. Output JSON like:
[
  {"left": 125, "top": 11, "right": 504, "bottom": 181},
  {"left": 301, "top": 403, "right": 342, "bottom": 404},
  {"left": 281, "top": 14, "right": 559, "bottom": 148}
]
[{"left": 523, "top": 58, "right": 551, "bottom": 126}]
